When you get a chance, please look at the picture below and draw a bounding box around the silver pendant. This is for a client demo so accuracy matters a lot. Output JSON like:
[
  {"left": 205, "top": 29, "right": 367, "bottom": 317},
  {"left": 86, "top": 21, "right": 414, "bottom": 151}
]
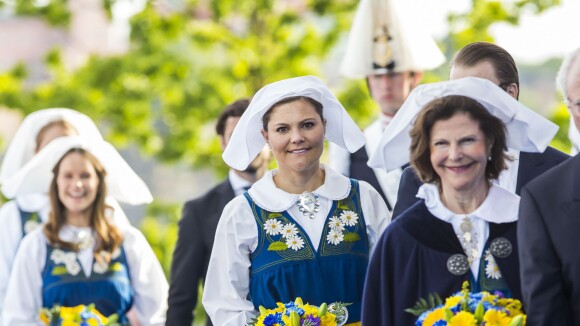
[
  {"left": 76, "top": 230, "right": 93, "bottom": 250},
  {"left": 296, "top": 191, "right": 320, "bottom": 219}
]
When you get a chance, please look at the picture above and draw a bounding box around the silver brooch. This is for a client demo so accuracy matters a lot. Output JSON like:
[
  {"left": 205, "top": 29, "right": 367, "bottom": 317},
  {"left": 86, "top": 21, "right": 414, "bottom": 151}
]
[
  {"left": 296, "top": 191, "right": 320, "bottom": 219},
  {"left": 490, "top": 237, "right": 512, "bottom": 258},
  {"left": 447, "top": 254, "right": 469, "bottom": 275},
  {"left": 75, "top": 229, "right": 94, "bottom": 250}
]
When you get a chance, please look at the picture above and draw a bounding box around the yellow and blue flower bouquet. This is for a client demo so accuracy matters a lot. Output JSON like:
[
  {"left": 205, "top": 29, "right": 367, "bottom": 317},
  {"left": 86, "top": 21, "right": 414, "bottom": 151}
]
[
  {"left": 247, "top": 297, "right": 354, "bottom": 326},
  {"left": 40, "top": 304, "right": 119, "bottom": 326},
  {"left": 409, "top": 282, "right": 526, "bottom": 326}
]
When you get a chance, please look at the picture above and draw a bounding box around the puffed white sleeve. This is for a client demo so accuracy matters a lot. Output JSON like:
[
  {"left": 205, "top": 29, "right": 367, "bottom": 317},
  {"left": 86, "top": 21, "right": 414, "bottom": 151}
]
[
  {"left": 2, "top": 227, "right": 46, "bottom": 326},
  {"left": 0, "top": 201, "right": 25, "bottom": 325},
  {"left": 122, "top": 226, "right": 168, "bottom": 326},
  {"left": 358, "top": 180, "right": 391, "bottom": 253},
  {"left": 202, "top": 195, "right": 259, "bottom": 326}
]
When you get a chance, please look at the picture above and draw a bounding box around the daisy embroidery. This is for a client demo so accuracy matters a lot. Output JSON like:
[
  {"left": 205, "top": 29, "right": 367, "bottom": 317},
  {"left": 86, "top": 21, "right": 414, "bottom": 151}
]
[
  {"left": 264, "top": 218, "right": 283, "bottom": 236},
  {"left": 328, "top": 216, "right": 345, "bottom": 232},
  {"left": 286, "top": 235, "right": 305, "bottom": 251},
  {"left": 339, "top": 210, "right": 359, "bottom": 227},
  {"left": 65, "top": 261, "right": 82, "bottom": 276},
  {"left": 281, "top": 223, "right": 298, "bottom": 239},
  {"left": 327, "top": 229, "right": 344, "bottom": 245},
  {"left": 484, "top": 250, "right": 502, "bottom": 280}
]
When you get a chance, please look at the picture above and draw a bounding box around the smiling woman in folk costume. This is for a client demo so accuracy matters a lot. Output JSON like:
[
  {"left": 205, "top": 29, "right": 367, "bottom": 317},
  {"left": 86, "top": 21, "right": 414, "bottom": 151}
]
[
  {"left": 1, "top": 136, "right": 167, "bottom": 325},
  {"left": 361, "top": 77, "right": 560, "bottom": 325},
  {"left": 329, "top": 0, "right": 444, "bottom": 212},
  {"left": 201, "top": 76, "right": 390, "bottom": 325},
  {"left": 0, "top": 108, "right": 131, "bottom": 324}
]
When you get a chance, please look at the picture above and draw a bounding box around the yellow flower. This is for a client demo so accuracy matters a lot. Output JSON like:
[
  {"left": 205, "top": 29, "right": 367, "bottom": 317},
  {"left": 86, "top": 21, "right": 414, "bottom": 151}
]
[
  {"left": 423, "top": 308, "right": 446, "bottom": 326},
  {"left": 445, "top": 296, "right": 462, "bottom": 308},
  {"left": 483, "top": 310, "right": 511, "bottom": 326},
  {"left": 320, "top": 312, "right": 337, "bottom": 325},
  {"left": 448, "top": 311, "right": 477, "bottom": 326}
]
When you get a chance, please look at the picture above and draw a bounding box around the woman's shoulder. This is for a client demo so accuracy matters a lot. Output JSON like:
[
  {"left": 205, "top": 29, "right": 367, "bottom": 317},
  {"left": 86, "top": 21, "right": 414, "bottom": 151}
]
[{"left": 16, "top": 224, "right": 48, "bottom": 253}]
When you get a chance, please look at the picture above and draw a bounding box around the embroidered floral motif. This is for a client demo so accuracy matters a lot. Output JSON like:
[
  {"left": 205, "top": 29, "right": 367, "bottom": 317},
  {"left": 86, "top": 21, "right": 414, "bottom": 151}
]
[
  {"left": 281, "top": 223, "right": 299, "bottom": 239},
  {"left": 328, "top": 216, "right": 345, "bottom": 232},
  {"left": 327, "top": 229, "right": 344, "bottom": 245},
  {"left": 50, "top": 249, "right": 82, "bottom": 276},
  {"left": 339, "top": 211, "right": 359, "bottom": 227},
  {"left": 326, "top": 211, "right": 359, "bottom": 245},
  {"left": 285, "top": 235, "right": 305, "bottom": 251},
  {"left": 264, "top": 218, "right": 283, "bottom": 236},
  {"left": 484, "top": 249, "right": 502, "bottom": 280},
  {"left": 24, "top": 220, "right": 39, "bottom": 234}
]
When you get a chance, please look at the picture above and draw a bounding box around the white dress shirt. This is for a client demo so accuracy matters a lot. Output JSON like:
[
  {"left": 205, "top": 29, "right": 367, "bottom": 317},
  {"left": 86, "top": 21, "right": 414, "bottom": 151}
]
[
  {"left": 417, "top": 183, "right": 520, "bottom": 279},
  {"left": 1, "top": 219, "right": 166, "bottom": 326},
  {"left": 202, "top": 165, "right": 391, "bottom": 326}
]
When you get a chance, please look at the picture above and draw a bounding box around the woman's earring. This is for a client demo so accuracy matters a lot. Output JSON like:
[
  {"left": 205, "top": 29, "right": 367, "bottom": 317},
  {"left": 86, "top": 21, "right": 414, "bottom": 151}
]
[{"left": 488, "top": 155, "right": 492, "bottom": 161}]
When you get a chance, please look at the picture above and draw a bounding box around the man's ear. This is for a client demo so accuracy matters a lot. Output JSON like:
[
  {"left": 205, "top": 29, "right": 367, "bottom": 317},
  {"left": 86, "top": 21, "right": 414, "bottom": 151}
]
[
  {"left": 219, "top": 135, "right": 227, "bottom": 151},
  {"left": 505, "top": 83, "right": 519, "bottom": 99},
  {"left": 411, "top": 71, "right": 423, "bottom": 88}
]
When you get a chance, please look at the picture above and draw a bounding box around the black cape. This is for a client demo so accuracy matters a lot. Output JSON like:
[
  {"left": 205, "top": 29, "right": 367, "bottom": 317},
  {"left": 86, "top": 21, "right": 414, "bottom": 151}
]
[{"left": 361, "top": 200, "right": 521, "bottom": 325}]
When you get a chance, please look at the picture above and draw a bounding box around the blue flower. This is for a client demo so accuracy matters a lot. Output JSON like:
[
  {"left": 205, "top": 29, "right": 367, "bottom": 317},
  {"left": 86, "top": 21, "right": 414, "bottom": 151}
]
[
  {"left": 284, "top": 306, "right": 305, "bottom": 316},
  {"left": 263, "top": 312, "right": 283, "bottom": 326},
  {"left": 433, "top": 321, "right": 448, "bottom": 326}
]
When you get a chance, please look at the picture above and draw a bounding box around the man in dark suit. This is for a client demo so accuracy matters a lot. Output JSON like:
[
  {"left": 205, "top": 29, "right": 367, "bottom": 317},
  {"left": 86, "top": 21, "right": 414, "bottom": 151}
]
[
  {"left": 518, "top": 153, "right": 580, "bottom": 325},
  {"left": 393, "top": 42, "right": 569, "bottom": 218},
  {"left": 166, "top": 99, "right": 270, "bottom": 326},
  {"left": 517, "top": 46, "right": 580, "bottom": 326}
]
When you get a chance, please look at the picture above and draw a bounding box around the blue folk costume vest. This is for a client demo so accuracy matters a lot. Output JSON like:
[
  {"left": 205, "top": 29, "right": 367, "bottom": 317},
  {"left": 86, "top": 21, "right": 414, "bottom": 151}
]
[
  {"left": 42, "top": 243, "right": 134, "bottom": 324},
  {"left": 245, "top": 179, "right": 368, "bottom": 323},
  {"left": 18, "top": 206, "right": 40, "bottom": 236}
]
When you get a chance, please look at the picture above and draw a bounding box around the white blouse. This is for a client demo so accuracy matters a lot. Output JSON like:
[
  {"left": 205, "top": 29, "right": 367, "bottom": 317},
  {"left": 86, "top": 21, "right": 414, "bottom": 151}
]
[
  {"left": 1, "top": 221, "right": 167, "bottom": 326},
  {"left": 417, "top": 183, "right": 520, "bottom": 278},
  {"left": 0, "top": 195, "right": 130, "bottom": 326},
  {"left": 202, "top": 165, "right": 391, "bottom": 326}
]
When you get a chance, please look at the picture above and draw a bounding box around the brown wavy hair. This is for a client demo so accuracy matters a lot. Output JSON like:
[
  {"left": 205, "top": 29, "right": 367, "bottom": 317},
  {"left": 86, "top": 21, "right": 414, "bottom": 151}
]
[
  {"left": 409, "top": 95, "right": 510, "bottom": 186},
  {"left": 44, "top": 148, "right": 123, "bottom": 263}
]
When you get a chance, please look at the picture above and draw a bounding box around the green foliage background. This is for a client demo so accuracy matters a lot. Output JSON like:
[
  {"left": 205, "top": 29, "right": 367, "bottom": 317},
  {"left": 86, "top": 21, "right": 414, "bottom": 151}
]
[{"left": 0, "top": 0, "right": 566, "bottom": 324}]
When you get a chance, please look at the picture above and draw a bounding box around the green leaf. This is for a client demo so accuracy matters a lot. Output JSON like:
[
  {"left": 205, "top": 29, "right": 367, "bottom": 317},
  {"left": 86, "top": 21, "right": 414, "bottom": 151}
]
[
  {"left": 343, "top": 232, "right": 361, "bottom": 242},
  {"left": 267, "top": 241, "right": 288, "bottom": 251},
  {"left": 508, "top": 315, "right": 523, "bottom": 326},
  {"left": 51, "top": 266, "right": 69, "bottom": 276}
]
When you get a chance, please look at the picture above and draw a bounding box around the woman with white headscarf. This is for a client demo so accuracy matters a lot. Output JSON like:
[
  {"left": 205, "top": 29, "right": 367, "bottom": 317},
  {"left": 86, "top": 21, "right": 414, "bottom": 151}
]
[
  {"left": 201, "top": 76, "right": 390, "bottom": 325},
  {"left": 0, "top": 108, "right": 131, "bottom": 323},
  {"left": 362, "top": 77, "right": 559, "bottom": 325},
  {"left": 2, "top": 136, "right": 166, "bottom": 325}
]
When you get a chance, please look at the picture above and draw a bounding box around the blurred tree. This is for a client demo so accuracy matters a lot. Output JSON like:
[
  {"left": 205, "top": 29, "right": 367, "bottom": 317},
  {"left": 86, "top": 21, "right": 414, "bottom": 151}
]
[{"left": 0, "top": 0, "right": 564, "bottom": 174}]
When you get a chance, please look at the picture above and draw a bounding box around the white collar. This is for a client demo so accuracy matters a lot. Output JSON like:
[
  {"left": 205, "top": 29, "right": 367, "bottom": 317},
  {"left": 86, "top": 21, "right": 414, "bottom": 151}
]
[
  {"left": 417, "top": 183, "right": 520, "bottom": 224},
  {"left": 228, "top": 170, "right": 252, "bottom": 195},
  {"left": 248, "top": 164, "right": 351, "bottom": 212}
]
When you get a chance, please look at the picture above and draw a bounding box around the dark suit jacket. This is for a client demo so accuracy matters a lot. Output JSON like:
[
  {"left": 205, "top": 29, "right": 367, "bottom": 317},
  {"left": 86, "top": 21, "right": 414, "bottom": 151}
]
[
  {"left": 166, "top": 180, "right": 235, "bottom": 326},
  {"left": 518, "top": 154, "right": 580, "bottom": 325},
  {"left": 349, "top": 147, "right": 391, "bottom": 211},
  {"left": 392, "top": 147, "right": 570, "bottom": 218}
]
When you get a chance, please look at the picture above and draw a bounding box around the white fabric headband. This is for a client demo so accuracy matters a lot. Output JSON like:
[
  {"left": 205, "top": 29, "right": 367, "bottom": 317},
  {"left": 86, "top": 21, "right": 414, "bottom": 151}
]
[
  {"left": 2, "top": 136, "right": 153, "bottom": 205},
  {"left": 368, "top": 77, "right": 559, "bottom": 171},
  {"left": 0, "top": 108, "right": 103, "bottom": 185},
  {"left": 222, "top": 75, "right": 365, "bottom": 170}
]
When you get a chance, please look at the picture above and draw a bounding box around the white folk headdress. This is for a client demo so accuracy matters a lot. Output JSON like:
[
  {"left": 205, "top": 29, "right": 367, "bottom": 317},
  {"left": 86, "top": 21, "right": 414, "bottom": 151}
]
[
  {"left": 222, "top": 76, "right": 365, "bottom": 170},
  {"left": 0, "top": 108, "right": 103, "bottom": 184},
  {"left": 2, "top": 136, "right": 153, "bottom": 205},
  {"left": 368, "top": 77, "right": 559, "bottom": 171}
]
